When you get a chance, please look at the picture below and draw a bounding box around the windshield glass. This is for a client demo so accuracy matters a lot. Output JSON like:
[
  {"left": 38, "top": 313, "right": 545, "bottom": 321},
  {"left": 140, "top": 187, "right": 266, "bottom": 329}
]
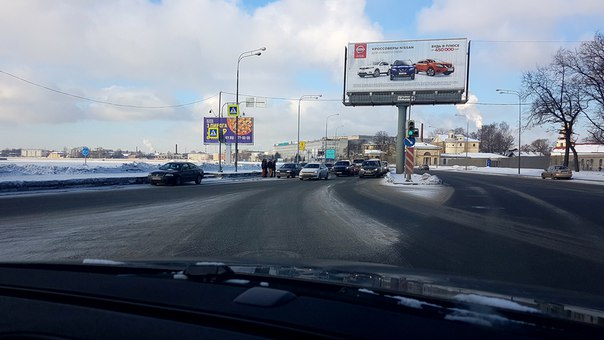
[
  {"left": 159, "top": 163, "right": 181, "bottom": 170},
  {"left": 1, "top": 0, "right": 603, "bottom": 317}
]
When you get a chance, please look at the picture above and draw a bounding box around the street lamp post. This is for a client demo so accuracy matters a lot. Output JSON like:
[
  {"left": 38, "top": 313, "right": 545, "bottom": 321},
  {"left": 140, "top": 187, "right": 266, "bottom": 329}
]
[
  {"left": 324, "top": 114, "right": 339, "bottom": 160},
  {"left": 235, "top": 47, "right": 266, "bottom": 172},
  {"left": 496, "top": 89, "right": 522, "bottom": 175},
  {"left": 297, "top": 94, "right": 322, "bottom": 163},
  {"left": 455, "top": 114, "right": 470, "bottom": 170}
]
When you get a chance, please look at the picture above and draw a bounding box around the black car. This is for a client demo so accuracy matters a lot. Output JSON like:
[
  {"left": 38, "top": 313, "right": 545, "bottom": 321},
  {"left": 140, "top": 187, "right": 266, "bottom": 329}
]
[
  {"left": 148, "top": 162, "right": 204, "bottom": 185},
  {"left": 359, "top": 159, "right": 383, "bottom": 178},
  {"left": 277, "top": 163, "right": 302, "bottom": 178},
  {"left": 332, "top": 160, "right": 356, "bottom": 176},
  {"left": 324, "top": 162, "right": 334, "bottom": 172}
]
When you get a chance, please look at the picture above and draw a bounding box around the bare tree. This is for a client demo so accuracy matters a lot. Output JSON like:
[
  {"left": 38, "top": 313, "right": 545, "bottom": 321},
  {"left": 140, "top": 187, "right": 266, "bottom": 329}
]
[
  {"left": 472, "top": 122, "right": 514, "bottom": 154},
  {"left": 373, "top": 131, "right": 392, "bottom": 151},
  {"left": 522, "top": 50, "right": 588, "bottom": 171},
  {"left": 430, "top": 127, "right": 465, "bottom": 137},
  {"left": 559, "top": 33, "right": 604, "bottom": 143},
  {"left": 521, "top": 139, "right": 552, "bottom": 156}
]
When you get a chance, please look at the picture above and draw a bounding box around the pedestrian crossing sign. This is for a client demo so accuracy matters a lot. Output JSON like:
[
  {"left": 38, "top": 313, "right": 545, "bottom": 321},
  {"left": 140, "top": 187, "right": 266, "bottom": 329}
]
[
  {"left": 208, "top": 127, "right": 218, "bottom": 139},
  {"left": 227, "top": 104, "right": 239, "bottom": 117}
]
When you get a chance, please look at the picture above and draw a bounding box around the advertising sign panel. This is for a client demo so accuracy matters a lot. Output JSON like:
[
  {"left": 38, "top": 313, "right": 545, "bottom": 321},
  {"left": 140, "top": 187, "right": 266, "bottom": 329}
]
[
  {"left": 203, "top": 117, "right": 254, "bottom": 144},
  {"left": 343, "top": 38, "right": 469, "bottom": 106}
]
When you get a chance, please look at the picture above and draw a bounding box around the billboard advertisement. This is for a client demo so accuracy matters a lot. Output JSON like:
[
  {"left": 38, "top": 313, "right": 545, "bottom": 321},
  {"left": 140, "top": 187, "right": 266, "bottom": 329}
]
[
  {"left": 203, "top": 117, "right": 254, "bottom": 144},
  {"left": 343, "top": 38, "right": 469, "bottom": 106}
]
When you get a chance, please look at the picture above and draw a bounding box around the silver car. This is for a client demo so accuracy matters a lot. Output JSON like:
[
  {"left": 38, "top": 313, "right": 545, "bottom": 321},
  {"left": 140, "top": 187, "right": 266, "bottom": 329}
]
[
  {"left": 299, "top": 163, "right": 330, "bottom": 180},
  {"left": 541, "top": 165, "right": 572, "bottom": 180}
]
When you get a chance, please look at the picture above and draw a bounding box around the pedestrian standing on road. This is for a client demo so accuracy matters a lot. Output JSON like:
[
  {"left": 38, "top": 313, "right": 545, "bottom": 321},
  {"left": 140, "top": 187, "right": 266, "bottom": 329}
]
[
  {"left": 267, "top": 159, "right": 273, "bottom": 178},
  {"left": 271, "top": 158, "right": 277, "bottom": 177},
  {"left": 261, "top": 159, "right": 267, "bottom": 177}
]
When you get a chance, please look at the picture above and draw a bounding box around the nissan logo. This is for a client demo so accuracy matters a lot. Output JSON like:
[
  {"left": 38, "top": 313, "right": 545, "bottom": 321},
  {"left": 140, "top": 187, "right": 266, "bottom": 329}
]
[{"left": 356, "top": 45, "right": 365, "bottom": 54}]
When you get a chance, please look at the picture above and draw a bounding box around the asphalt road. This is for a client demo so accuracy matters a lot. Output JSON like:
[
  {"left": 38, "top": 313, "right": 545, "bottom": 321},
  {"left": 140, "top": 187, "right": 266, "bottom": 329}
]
[{"left": 1, "top": 171, "right": 603, "bottom": 298}]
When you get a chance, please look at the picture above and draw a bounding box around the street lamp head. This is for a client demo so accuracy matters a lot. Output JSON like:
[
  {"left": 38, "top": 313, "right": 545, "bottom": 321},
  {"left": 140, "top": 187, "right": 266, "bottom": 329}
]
[
  {"left": 255, "top": 52, "right": 262, "bottom": 56},
  {"left": 260, "top": 47, "right": 267, "bottom": 51}
]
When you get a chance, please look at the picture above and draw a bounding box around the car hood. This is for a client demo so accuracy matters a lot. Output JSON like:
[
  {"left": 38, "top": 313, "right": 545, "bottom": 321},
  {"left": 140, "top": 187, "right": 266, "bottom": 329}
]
[
  {"left": 300, "top": 168, "right": 319, "bottom": 172},
  {"left": 8, "top": 257, "right": 604, "bottom": 326}
]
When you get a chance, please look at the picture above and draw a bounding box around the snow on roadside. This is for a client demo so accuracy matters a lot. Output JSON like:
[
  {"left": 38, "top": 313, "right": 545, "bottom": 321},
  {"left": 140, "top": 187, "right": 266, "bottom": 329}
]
[
  {"left": 0, "top": 158, "right": 260, "bottom": 183},
  {"left": 384, "top": 172, "right": 442, "bottom": 185},
  {"left": 381, "top": 172, "right": 447, "bottom": 202}
]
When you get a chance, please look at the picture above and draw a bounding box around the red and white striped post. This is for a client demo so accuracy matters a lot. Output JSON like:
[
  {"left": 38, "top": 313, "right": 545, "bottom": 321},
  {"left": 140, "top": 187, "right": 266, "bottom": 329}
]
[{"left": 405, "top": 147, "right": 414, "bottom": 182}]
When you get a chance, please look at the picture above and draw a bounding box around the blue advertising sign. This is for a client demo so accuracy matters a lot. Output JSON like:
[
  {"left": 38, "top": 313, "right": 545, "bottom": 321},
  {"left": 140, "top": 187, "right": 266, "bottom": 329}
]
[
  {"left": 203, "top": 117, "right": 254, "bottom": 144},
  {"left": 325, "top": 149, "right": 336, "bottom": 159}
]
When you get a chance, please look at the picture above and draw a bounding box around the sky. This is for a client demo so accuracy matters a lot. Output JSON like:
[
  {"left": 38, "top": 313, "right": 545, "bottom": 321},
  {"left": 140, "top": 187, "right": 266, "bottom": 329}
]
[{"left": 1, "top": 0, "right": 603, "bottom": 154}]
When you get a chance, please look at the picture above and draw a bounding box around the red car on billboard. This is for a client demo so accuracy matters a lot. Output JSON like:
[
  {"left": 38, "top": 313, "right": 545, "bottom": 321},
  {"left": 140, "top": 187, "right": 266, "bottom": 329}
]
[{"left": 414, "top": 59, "right": 454, "bottom": 76}]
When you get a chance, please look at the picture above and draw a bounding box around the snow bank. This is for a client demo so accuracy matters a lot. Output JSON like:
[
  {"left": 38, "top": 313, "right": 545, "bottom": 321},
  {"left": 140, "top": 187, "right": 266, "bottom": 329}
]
[
  {"left": 384, "top": 172, "right": 442, "bottom": 185},
  {"left": 0, "top": 158, "right": 260, "bottom": 183}
]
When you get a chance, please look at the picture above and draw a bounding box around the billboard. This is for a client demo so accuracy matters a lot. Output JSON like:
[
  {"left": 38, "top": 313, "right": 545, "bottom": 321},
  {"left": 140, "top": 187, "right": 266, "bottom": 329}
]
[
  {"left": 343, "top": 38, "right": 469, "bottom": 106},
  {"left": 203, "top": 117, "right": 254, "bottom": 144}
]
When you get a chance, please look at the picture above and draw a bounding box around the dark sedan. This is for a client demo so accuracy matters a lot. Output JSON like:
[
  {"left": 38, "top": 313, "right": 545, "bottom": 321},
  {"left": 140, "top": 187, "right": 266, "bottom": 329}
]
[
  {"left": 333, "top": 160, "right": 356, "bottom": 176},
  {"left": 277, "top": 163, "right": 302, "bottom": 178},
  {"left": 148, "top": 162, "right": 204, "bottom": 185}
]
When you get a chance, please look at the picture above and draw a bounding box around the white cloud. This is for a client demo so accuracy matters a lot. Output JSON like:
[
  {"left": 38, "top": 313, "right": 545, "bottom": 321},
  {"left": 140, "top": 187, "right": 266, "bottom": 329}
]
[
  {"left": 0, "top": 0, "right": 601, "bottom": 151},
  {"left": 0, "top": 0, "right": 384, "bottom": 150}
]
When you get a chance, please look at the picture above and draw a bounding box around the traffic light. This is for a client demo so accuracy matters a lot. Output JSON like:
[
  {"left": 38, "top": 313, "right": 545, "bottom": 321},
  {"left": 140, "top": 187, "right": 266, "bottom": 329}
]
[{"left": 407, "top": 120, "right": 419, "bottom": 138}]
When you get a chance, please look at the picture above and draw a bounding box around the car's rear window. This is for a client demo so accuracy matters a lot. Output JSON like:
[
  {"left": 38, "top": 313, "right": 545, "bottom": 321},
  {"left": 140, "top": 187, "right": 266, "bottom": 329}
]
[
  {"left": 363, "top": 161, "right": 379, "bottom": 166},
  {"left": 305, "top": 164, "right": 320, "bottom": 168},
  {"left": 335, "top": 161, "right": 349, "bottom": 166}
]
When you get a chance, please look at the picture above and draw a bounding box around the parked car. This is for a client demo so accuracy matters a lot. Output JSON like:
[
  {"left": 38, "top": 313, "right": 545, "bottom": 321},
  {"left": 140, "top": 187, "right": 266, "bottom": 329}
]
[
  {"left": 414, "top": 59, "right": 454, "bottom": 76},
  {"left": 419, "top": 164, "right": 430, "bottom": 171},
  {"left": 333, "top": 160, "right": 356, "bottom": 176},
  {"left": 389, "top": 60, "right": 416, "bottom": 80},
  {"left": 148, "top": 162, "right": 204, "bottom": 185},
  {"left": 541, "top": 165, "right": 572, "bottom": 180},
  {"left": 299, "top": 163, "right": 329, "bottom": 180},
  {"left": 358, "top": 61, "right": 390, "bottom": 78},
  {"left": 359, "top": 159, "right": 383, "bottom": 178},
  {"left": 276, "top": 163, "right": 302, "bottom": 178},
  {"left": 324, "top": 162, "right": 334, "bottom": 172}
]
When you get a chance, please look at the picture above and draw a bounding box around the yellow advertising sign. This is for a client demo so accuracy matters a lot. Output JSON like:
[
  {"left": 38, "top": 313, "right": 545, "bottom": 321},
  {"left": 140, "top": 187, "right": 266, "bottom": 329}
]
[{"left": 299, "top": 141, "right": 306, "bottom": 151}]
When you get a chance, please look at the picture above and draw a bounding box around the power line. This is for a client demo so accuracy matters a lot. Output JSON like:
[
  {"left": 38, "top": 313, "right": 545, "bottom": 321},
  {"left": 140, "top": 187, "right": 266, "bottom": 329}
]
[
  {"left": 1, "top": 70, "right": 527, "bottom": 108},
  {"left": 0, "top": 69, "right": 216, "bottom": 108}
]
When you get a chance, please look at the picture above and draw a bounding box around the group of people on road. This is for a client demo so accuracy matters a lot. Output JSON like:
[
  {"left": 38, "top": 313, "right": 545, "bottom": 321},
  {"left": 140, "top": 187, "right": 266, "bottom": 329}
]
[{"left": 261, "top": 159, "right": 277, "bottom": 177}]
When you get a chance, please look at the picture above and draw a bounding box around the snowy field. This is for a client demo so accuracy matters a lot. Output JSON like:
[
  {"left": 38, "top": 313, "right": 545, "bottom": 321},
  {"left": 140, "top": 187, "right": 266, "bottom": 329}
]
[{"left": 0, "top": 158, "right": 262, "bottom": 183}]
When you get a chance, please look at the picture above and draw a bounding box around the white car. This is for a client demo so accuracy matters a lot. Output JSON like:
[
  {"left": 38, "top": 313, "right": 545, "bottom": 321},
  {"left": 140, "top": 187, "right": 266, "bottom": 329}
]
[
  {"left": 358, "top": 61, "right": 390, "bottom": 78},
  {"left": 299, "top": 163, "right": 329, "bottom": 180}
]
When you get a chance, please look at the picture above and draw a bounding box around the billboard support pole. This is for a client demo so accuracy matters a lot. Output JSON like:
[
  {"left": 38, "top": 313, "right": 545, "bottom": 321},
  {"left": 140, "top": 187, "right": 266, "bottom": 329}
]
[
  {"left": 218, "top": 91, "right": 222, "bottom": 173},
  {"left": 396, "top": 105, "right": 407, "bottom": 175}
]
